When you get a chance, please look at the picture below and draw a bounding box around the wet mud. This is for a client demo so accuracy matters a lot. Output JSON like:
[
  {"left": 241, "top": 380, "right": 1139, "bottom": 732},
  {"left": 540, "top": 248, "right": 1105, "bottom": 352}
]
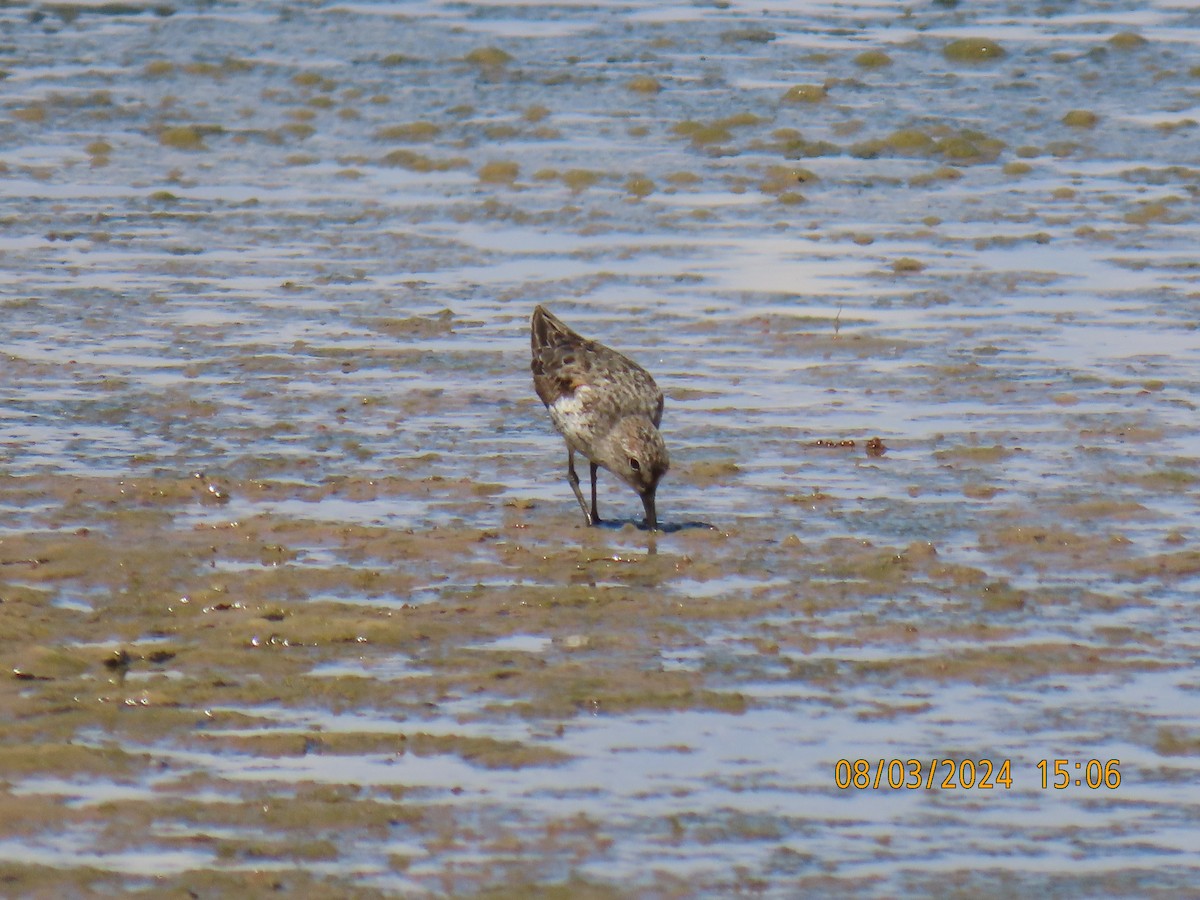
[{"left": 2, "top": 0, "right": 1199, "bottom": 896}]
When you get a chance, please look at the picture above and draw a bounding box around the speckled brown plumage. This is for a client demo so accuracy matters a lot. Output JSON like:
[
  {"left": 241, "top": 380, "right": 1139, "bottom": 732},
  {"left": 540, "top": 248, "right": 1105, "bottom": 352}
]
[{"left": 530, "top": 305, "right": 668, "bottom": 530}]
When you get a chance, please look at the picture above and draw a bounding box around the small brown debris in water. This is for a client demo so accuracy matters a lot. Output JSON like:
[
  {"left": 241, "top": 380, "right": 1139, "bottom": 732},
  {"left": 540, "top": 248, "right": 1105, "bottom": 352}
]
[{"left": 963, "top": 484, "right": 1000, "bottom": 500}]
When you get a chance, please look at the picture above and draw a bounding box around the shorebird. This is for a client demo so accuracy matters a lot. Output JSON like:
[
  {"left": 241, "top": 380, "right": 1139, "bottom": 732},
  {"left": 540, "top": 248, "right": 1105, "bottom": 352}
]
[{"left": 530, "top": 305, "right": 669, "bottom": 530}]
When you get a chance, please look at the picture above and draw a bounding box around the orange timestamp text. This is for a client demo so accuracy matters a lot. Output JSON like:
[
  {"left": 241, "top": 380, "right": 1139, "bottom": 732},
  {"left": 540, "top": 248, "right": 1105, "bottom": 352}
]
[
  {"left": 1037, "top": 758, "right": 1121, "bottom": 789},
  {"left": 835, "top": 758, "right": 1013, "bottom": 790},
  {"left": 834, "top": 758, "right": 1122, "bottom": 790}
]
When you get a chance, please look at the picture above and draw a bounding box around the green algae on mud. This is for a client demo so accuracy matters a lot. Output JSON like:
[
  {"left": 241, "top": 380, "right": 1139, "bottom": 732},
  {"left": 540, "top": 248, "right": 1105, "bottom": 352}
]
[
  {"left": 933, "top": 444, "right": 1014, "bottom": 464},
  {"left": 625, "top": 75, "right": 662, "bottom": 94},
  {"left": 158, "top": 124, "right": 223, "bottom": 150},
  {"left": 1062, "top": 109, "right": 1100, "bottom": 128},
  {"left": 9, "top": 467, "right": 1176, "bottom": 752},
  {"left": 464, "top": 46, "right": 513, "bottom": 68},
  {"left": 1, "top": 474, "right": 761, "bottom": 719},
  {"left": 942, "top": 38, "right": 1007, "bottom": 63},
  {"left": 853, "top": 50, "right": 892, "bottom": 69},
  {"left": 479, "top": 160, "right": 520, "bottom": 184},
  {"left": 186, "top": 728, "right": 573, "bottom": 769},
  {"left": 781, "top": 84, "right": 827, "bottom": 104},
  {"left": 851, "top": 642, "right": 1173, "bottom": 683}
]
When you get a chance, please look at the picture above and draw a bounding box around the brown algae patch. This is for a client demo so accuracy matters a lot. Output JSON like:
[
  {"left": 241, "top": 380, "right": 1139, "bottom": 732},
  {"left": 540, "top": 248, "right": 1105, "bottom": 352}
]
[
  {"left": 854, "top": 50, "right": 892, "bottom": 69},
  {"left": 721, "top": 28, "right": 776, "bottom": 45},
  {"left": 158, "top": 124, "right": 219, "bottom": 150},
  {"left": 892, "top": 257, "right": 925, "bottom": 273},
  {"left": 626, "top": 75, "right": 662, "bottom": 94},
  {"left": 143, "top": 59, "right": 175, "bottom": 77},
  {"left": 464, "top": 46, "right": 514, "bottom": 68},
  {"left": 759, "top": 165, "right": 818, "bottom": 196},
  {"left": 187, "top": 729, "right": 571, "bottom": 769},
  {"left": 740, "top": 320, "right": 922, "bottom": 358},
  {"left": 292, "top": 71, "right": 335, "bottom": 91},
  {"left": 885, "top": 128, "right": 936, "bottom": 155},
  {"left": 680, "top": 460, "right": 741, "bottom": 485},
  {"left": 909, "top": 165, "right": 963, "bottom": 186},
  {"left": 933, "top": 444, "right": 1015, "bottom": 465},
  {"left": 625, "top": 175, "right": 655, "bottom": 199},
  {"left": 479, "top": 160, "right": 520, "bottom": 184},
  {"left": 1108, "top": 32, "right": 1149, "bottom": 50},
  {"left": 942, "top": 38, "right": 1006, "bottom": 63},
  {"left": 781, "top": 84, "right": 828, "bottom": 104},
  {"left": 562, "top": 168, "right": 604, "bottom": 192},
  {"left": 0, "top": 739, "right": 150, "bottom": 780},
  {"left": 978, "top": 524, "right": 1112, "bottom": 555},
  {"left": 853, "top": 642, "right": 1172, "bottom": 684},
  {"left": 381, "top": 149, "right": 468, "bottom": 171},
  {"left": 1117, "top": 550, "right": 1200, "bottom": 581},
  {"left": 1154, "top": 727, "right": 1200, "bottom": 756},
  {"left": 934, "top": 130, "right": 1006, "bottom": 163},
  {"left": 365, "top": 309, "right": 455, "bottom": 338},
  {"left": 1136, "top": 467, "right": 1199, "bottom": 491},
  {"left": 673, "top": 120, "right": 733, "bottom": 147},
  {"left": 1062, "top": 110, "right": 1099, "bottom": 128},
  {"left": 1057, "top": 500, "right": 1149, "bottom": 522},
  {"left": 375, "top": 121, "right": 442, "bottom": 142}
]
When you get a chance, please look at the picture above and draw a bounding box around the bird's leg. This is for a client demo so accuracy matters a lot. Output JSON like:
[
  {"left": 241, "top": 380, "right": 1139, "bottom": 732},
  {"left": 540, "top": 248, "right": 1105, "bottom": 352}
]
[
  {"left": 567, "top": 448, "right": 594, "bottom": 526},
  {"left": 589, "top": 462, "right": 602, "bottom": 524}
]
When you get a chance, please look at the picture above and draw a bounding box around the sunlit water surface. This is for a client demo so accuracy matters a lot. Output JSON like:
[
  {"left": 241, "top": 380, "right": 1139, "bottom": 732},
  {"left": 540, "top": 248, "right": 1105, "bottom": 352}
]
[{"left": 1, "top": 0, "right": 1198, "bottom": 895}]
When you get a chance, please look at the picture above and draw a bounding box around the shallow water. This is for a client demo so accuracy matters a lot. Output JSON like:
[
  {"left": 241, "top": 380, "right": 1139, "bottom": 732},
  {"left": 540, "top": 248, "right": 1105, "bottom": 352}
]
[{"left": 2, "top": 0, "right": 1199, "bottom": 896}]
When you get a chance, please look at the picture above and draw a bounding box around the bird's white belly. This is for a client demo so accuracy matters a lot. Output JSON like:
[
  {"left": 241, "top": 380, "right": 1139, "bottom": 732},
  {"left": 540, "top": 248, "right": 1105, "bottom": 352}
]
[{"left": 548, "top": 387, "right": 603, "bottom": 457}]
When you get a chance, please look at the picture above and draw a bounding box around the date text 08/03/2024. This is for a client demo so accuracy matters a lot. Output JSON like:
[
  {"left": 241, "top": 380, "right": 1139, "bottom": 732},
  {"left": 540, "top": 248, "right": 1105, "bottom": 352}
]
[{"left": 834, "top": 758, "right": 1122, "bottom": 791}]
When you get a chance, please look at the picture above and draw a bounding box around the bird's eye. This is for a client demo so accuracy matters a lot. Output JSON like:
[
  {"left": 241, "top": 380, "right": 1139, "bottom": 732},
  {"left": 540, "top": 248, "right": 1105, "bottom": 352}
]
[{"left": 629, "top": 458, "right": 641, "bottom": 471}]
